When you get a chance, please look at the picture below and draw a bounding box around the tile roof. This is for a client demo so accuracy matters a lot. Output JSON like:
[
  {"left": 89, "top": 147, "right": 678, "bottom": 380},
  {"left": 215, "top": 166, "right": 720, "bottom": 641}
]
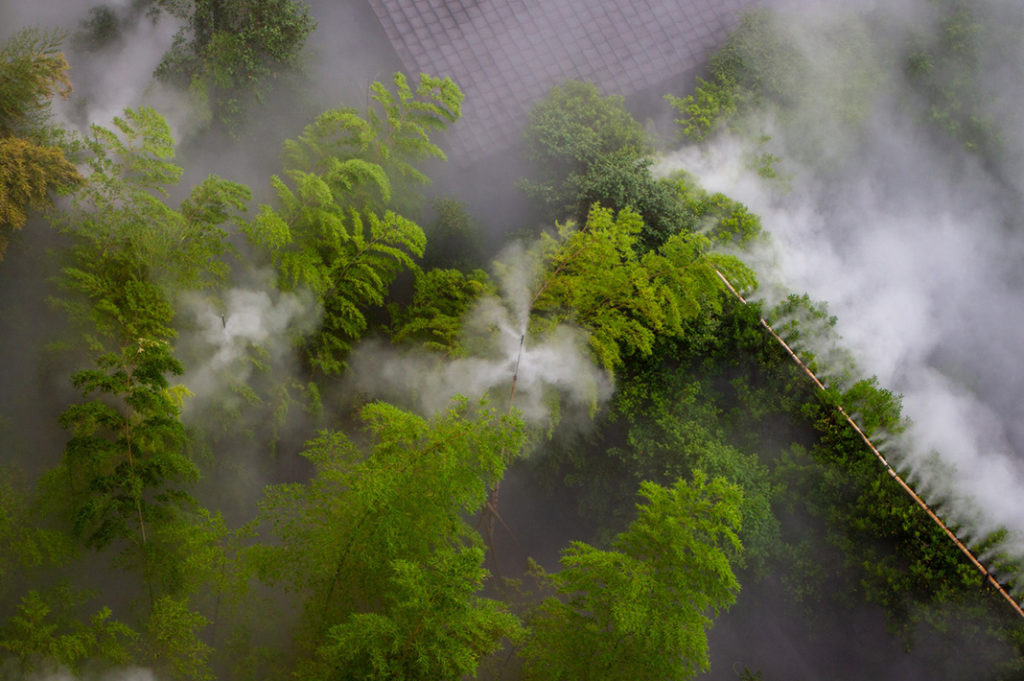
[{"left": 366, "top": 0, "right": 757, "bottom": 163}]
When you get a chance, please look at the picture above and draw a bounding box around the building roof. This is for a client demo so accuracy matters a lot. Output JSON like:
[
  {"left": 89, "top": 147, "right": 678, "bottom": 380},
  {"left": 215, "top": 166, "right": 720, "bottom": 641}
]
[{"left": 366, "top": 0, "right": 756, "bottom": 163}]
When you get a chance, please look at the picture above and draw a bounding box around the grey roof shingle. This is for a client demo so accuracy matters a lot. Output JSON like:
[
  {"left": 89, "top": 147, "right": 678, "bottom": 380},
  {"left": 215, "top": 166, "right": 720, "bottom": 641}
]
[{"left": 367, "top": 0, "right": 756, "bottom": 163}]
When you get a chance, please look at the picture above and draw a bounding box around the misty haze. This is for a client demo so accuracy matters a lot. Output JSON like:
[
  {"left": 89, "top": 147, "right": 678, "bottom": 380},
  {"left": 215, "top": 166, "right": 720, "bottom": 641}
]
[{"left": 1, "top": 0, "right": 1023, "bottom": 679}]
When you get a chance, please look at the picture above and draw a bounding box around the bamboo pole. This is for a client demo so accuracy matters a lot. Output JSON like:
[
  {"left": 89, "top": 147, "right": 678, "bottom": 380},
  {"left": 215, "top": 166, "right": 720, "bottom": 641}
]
[{"left": 713, "top": 269, "right": 1024, "bottom": 621}]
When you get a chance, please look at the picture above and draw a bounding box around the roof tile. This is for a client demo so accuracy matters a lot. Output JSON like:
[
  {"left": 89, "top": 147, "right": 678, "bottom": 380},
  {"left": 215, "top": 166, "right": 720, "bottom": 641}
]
[{"left": 366, "top": 0, "right": 758, "bottom": 162}]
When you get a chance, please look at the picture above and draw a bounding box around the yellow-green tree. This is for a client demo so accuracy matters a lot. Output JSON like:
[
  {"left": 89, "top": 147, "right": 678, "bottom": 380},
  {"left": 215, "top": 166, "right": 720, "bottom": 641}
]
[{"left": 0, "top": 28, "right": 82, "bottom": 259}]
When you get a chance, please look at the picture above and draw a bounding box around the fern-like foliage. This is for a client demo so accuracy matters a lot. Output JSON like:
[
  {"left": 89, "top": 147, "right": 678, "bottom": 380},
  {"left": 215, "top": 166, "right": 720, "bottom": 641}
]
[
  {"left": 532, "top": 204, "right": 757, "bottom": 372},
  {"left": 247, "top": 73, "right": 463, "bottom": 375},
  {"left": 43, "top": 107, "right": 248, "bottom": 603},
  {"left": 388, "top": 267, "right": 494, "bottom": 356}
]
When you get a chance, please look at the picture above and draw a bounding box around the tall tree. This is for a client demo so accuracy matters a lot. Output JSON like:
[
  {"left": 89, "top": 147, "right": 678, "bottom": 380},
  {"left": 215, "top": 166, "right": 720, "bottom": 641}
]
[
  {"left": 249, "top": 398, "right": 524, "bottom": 679},
  {"left": 245, "top": 72, "right": 463, "bottom": 375},
  {"left": 520, "top": 473, "right": 743, "bottom": 681},
  {"left": 37, "top": 107, "right": 248, "bottom": 679},
  {"left": 47, "top": 105, "right": 246, "bottom": 554}
]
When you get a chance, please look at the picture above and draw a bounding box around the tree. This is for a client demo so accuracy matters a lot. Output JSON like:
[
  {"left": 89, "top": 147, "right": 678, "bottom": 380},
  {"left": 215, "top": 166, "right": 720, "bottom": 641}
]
[
  {"left": 520, "top": 473, "right": 743, "bottom": 681},
  {"left": 155, "top": 0, "right": 316, "bottom": 131},
  {"left": 521, "top": 80, "right": 686, "bottom": 246},
  {"left": 313, "top": 546, "right": 521, "bottom": 681},
  {"left": 249, "top": 399, "right": 524, "bottom": 678},
  {"left": 388, "top": 267, "right": 494, "bottom": 356},
  {"left": 245, "top": 73, "right": 463, "bottom": 375},
  {"left": 531, "top": 204, "right": 755, "bottom": 372},
  {"left": 0, "top": 586, "right": 135, "bottom": 676},
  {"left": 0, "top": 28, "right": 82, "bottom": 259},
  {"left": 0, "top": 28, "right": 72, "bottom": 138},
  {"left": 522, "top": 80, "right": 651, "bottom": 200},
  {"left": 35, "top": 109, "right": 248, "bottom": 679}
]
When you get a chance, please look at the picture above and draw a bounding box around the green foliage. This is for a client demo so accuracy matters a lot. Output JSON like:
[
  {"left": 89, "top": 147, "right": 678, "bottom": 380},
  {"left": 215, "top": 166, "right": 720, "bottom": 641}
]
[
  {"left": 34, "top": 108, "right": 248, "bottom": 641},
  {"left": 667, "top": 9, "right": 808, "bottom": 142},
  {"left": 389, "top": 267, "right": 494, "bottom": 356},
  {"left": 0, "top": 28, "right": 82, "bottom": 259},
  {"left": 73, "top": 6, "right": 124, "bottom": 51},
  {"left": 143, "top": 595, "right": 213, "bottom": 681},
  {"left": 524, "top": 80, "right": 650, "bottom": 175},
  {"left": 610, "top": 372, "right": 778, "bottom": 571},
  {"left": 280, "top": 72, "right": 463, "bottom": 209},
  {"left": 0, "top": 28, "right": 72, "bottom": 138},
  {"left": 55, "top": 108, "right": 248, "bottom": 329},
  {"left": 902, "top": 0, "right": 1005, "bottom": 156},
  {"left": 0, "top": 586, "right": 135, "bottom": 675},
  {"left": 666, "top": 76, "right": 742, "bottom": 143},
  {"left": 0, "top": 137, "right": 81, "bottom": 255},
  {"left": 522, "top": 80, "right": 687, "bottom": 246},
  {"left": 56, "top": 338, "right": 195, "bottom": 551},
  {"left": 521, "top": 474, "right": 742, "bottom": 681},
  {"left": 532, "top": 204, "right": 755, "bottom": 371},
  {"left": 0, "top": 470, "right": 74, "bottom": 600},
  {"left": 250, "top": 399, "right": 524, "bottom": 672},
  {"left": 314, "top": 546, "right": 521, "bottom": 681},
  {"left": 45, "top": 108, "right": 247, "bottom": 554},
  {"left": 155, "top": 0, "right": 316, "bottom": 130},
  {"left": 246, "top": 73, "right": 462, "bottom": 374},
  {"left": 421, "top": 197, "right": 485, "bottom": 270},
  {"left": 668, "top": 8, "right": 879, "bottom": 169},
  {"left": 671, "top": 171, "right": 763, "bottom": 245}
]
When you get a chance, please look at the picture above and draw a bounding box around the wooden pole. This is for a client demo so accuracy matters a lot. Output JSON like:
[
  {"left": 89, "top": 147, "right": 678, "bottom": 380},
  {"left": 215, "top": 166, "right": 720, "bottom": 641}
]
[{"left": 713, "top": 269, "right": 1024, "bottom": 621}]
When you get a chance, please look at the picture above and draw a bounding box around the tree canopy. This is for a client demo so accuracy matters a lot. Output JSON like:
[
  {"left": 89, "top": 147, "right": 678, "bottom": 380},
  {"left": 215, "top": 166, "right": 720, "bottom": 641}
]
[{"left": 0, "top": 28, "right": 81, "bottom": 258}]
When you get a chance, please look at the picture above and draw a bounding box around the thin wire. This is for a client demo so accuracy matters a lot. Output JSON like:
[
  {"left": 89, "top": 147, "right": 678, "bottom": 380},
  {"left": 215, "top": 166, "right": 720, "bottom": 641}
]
[{"left": 713, "top": 269, "right": 1024, "bottom": 620}]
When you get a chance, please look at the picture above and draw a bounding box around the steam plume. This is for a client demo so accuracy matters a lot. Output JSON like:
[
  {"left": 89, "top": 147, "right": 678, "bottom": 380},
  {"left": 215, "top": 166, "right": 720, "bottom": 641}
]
[
  {"left": 656, "top": 0, "right": 1024, "bottom": 581},
  {"left": 347, "top": 244, "right": 612, "bottom": 424}
]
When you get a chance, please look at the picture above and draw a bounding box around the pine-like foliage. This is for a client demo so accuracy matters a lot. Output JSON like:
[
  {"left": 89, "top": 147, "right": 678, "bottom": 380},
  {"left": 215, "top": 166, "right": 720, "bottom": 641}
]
[
  {"left": 247, "top": 73, "right": 463, "bottom": 375},
  {"left": 44, "top": 107, "right": 248, "bottom": 599},
  {"left": 521, "top": 473, "right": 743, "bottom": 681}
]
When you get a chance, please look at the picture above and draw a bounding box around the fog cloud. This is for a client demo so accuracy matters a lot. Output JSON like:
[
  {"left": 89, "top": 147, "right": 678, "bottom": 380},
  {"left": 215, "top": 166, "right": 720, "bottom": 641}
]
[
  {"left": 347, "top": 243, "right": 612, "bottom": 425},
  {"left": 657, "top": 0, "right": 1024, "bottom": 582}
]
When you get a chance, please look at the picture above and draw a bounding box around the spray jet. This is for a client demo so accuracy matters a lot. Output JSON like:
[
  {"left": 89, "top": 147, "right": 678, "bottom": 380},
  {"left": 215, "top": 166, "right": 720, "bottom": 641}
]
[{"left": 713, "top": 268, "right": 1024, "bottom": 621}]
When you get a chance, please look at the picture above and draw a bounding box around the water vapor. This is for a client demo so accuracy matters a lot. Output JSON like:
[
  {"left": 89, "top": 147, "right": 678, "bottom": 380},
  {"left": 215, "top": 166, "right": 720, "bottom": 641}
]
[
  {"left": 176, "top": 282, "right": 321, "bottom": 415},
  {"left": 656, "top": 0, "right": 1024, "bottom": 579},
  {"left": 347, "top": 244, "right": 612, "bottom": 425}
]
